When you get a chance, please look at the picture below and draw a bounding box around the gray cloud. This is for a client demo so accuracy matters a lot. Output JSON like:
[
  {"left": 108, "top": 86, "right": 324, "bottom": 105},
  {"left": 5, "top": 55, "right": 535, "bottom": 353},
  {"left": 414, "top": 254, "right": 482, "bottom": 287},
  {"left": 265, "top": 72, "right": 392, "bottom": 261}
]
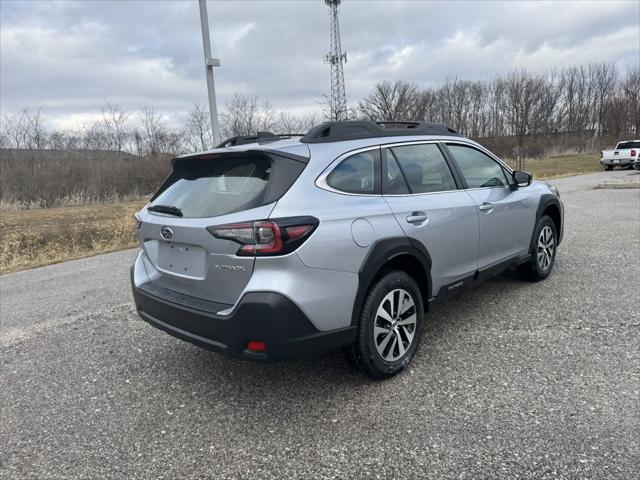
[{"left": 1, "top": 0, "right": 638, "bottom": 129}]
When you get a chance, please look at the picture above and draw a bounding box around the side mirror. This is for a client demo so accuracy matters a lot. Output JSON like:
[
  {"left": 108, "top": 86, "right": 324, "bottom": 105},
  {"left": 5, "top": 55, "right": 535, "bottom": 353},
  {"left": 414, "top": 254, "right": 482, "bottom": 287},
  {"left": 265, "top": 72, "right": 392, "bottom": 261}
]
[{"left": 511, "top": 170, "right": 532, "bottom": 189}]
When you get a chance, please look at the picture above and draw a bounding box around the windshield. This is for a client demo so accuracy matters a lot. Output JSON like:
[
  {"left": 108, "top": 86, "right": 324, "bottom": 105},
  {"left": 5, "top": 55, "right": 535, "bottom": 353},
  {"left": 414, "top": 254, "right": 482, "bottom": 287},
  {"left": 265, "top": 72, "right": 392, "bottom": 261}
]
[{"left": 149, "top": 156, "right": 271, "bottom": 218}]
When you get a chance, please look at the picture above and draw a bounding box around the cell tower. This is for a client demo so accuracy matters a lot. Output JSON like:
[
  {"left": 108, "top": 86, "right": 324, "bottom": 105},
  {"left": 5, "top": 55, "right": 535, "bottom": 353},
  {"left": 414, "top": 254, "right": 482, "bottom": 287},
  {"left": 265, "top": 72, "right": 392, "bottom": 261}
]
[{"left": 324, "top": 0, "right": 348, "bottom": 121}]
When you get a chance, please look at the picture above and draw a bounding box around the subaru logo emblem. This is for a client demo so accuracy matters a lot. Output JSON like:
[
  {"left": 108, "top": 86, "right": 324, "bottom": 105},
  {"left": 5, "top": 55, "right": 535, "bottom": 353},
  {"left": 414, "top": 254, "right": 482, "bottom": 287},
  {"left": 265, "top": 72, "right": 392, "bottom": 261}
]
[{"left": 160, "top": 227, "right": 173, "bottom": 240}]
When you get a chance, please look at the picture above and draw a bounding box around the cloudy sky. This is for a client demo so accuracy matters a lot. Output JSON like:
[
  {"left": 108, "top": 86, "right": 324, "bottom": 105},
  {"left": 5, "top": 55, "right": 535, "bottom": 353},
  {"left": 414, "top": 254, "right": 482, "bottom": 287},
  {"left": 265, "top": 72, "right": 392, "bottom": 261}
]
[{"left": 1, "top": 0, "right": 638, "bottom": 129}]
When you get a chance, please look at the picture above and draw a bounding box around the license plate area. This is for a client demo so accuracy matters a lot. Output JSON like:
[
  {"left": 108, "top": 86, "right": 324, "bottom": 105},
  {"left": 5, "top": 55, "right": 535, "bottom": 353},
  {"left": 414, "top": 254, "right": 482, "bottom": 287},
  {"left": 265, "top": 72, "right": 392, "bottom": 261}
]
[{"left": 157, "top": 242, "right": 207, "bottom": 279}]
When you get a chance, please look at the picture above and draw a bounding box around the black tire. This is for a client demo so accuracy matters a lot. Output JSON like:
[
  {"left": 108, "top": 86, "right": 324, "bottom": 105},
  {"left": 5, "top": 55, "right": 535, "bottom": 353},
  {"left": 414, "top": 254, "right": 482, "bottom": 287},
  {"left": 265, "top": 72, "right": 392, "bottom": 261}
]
[
  {"left": 344, "top": 270, "right": 424, "bottom": 379},
  {"left": 517, "top": 215, "right": 557, "bottom": 282},
  {"left": 605, "top": 165, "right": 613, "bottom": 171}
]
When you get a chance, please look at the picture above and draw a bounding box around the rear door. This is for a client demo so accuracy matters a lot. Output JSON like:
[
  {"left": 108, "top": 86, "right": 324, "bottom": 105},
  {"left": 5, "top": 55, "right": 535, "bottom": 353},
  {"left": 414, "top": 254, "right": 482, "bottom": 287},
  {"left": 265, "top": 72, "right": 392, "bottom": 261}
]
[
  {"left": 381, "top": 142, "right": 479, "bottom": 295},
  {"left": 137, "top": 151, "right": 305, "bottom": 305},
  {"left": 445, "top": 143, "right": 533, "bottom": 269}
]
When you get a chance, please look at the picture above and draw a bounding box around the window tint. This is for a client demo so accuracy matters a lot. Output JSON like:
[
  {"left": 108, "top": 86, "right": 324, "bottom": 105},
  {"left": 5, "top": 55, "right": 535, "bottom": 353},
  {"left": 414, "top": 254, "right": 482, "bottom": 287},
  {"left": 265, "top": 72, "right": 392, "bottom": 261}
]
[
  {"left": 447, "top": 144, "right": 508, "bottom": 188},
  {"left": 327, "top": 151, "right": 376, "bottom": 194},
  {"left": 388, "top": 144, "right": 457, "bottom": 194},
  {"left": 383, "top": 150, "right": 410, "bottom": 194}
]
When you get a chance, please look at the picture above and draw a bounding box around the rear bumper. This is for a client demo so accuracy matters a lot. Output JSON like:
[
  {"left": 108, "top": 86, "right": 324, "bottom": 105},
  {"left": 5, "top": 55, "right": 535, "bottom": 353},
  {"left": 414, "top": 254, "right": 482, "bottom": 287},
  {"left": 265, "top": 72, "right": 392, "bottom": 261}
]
[
  {"left": 131, "top": 267, "right": 356, "bottom": 361},
  {"left": 601, "top": 158, "right": 634, "bottom": 166}
]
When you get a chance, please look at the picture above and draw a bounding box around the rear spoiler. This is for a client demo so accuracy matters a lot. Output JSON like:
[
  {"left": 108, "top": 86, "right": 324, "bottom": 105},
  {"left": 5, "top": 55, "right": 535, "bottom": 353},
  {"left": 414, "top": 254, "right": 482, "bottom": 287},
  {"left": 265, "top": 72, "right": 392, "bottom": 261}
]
[
  {"left": 171, "top": 148, "right": 309, "bottom": 168},
  {"left": 216, "top": 132, "right": 305, "bottom": 148}
]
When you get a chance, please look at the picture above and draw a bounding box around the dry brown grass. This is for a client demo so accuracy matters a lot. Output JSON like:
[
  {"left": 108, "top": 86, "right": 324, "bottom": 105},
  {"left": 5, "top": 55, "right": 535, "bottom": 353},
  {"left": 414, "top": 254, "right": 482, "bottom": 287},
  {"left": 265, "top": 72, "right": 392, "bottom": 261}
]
[
  {"left": 0, "top": 149, "right": 171, "bottom": 208},
  {"left": 506, "top": 153, "right": 602, "bottom": 179},
  {"left": 0, "top": 200, "right": 145, "bottom": 274}
]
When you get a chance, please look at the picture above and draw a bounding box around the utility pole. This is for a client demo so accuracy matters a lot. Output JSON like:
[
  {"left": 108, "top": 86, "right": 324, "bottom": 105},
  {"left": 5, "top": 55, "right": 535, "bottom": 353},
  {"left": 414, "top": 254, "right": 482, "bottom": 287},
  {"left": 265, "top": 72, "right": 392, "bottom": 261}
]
[
  {"left": 198, "top": 0, "right": 221, "bottom": 146},
  {"left": 324, "top": 0, "right": 348, "bottom": 121}
]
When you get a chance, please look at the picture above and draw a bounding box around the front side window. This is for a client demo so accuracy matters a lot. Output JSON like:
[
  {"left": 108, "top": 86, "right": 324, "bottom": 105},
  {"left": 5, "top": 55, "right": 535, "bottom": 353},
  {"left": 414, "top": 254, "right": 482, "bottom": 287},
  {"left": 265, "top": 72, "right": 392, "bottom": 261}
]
[
  {"left": 447, "top": 144, "right": 508, "bottom": 189},
  {"left": 326, "top": 151, "right": 377, "bottom": 194},
  {"left": 386, "top": 144, "right": 457, "bottom": 194}
]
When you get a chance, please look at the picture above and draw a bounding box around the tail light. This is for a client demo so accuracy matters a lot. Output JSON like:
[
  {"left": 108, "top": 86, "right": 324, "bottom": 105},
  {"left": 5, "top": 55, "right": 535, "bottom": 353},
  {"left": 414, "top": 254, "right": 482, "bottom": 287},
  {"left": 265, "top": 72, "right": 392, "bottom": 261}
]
[
  {"left": 247, "top": 341, "right": 267, "bottom": 352},
  {"left": 207, "top": 216, "right": 318, "bottom": 256},
  {"left": 631, "top": 149, "right": 637, "bottom": 157}
]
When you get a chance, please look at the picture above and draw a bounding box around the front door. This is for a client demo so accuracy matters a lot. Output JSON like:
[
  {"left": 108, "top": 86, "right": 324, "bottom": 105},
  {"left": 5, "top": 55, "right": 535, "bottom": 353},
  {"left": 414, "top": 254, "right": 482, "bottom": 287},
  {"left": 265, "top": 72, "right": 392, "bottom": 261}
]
[{"left": 445, "top": 143, "right": 534, "bottom": 270}]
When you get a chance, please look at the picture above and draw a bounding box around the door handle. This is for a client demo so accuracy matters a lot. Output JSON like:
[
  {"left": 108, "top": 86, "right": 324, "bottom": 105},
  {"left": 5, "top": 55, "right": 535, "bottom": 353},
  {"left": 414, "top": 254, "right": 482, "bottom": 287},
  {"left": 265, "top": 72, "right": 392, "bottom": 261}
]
[
  {"left": 406, "top": 212, "right": 428, "bottom": 225},
  {"left": 478, "top": 202, "right": 494, "bottom": 213}
]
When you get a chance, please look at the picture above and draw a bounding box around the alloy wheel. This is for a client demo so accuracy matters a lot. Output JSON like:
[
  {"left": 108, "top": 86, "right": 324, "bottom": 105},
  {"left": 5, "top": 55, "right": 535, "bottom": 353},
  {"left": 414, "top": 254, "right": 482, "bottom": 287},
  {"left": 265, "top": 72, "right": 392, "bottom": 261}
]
[
  {"left": 374, "top": 288, "right": 417, "bottom": 362},
  {"left": 537, "top": 225, "right": 555, "bottom": 271}
]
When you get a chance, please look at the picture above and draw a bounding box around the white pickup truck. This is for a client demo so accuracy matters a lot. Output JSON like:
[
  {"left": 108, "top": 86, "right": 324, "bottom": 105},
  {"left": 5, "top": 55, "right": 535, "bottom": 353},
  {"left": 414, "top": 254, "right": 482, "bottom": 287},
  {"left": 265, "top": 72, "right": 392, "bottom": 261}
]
[{"left": 600, "top": 140, "right": 640, "bottom": 170}]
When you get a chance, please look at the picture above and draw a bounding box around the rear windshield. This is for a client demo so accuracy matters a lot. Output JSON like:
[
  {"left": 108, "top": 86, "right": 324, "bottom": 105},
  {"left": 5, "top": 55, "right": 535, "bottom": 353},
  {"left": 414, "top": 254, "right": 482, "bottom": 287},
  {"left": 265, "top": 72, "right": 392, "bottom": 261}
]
[
  {"left": 617, "top": 141, "right": 640, "bottom": 149},
  {"left": 149, "top": 153, "right": 306, "bottom": 218},
  {"left": 150, "top": 156, "right": 272, "bottom": 218}
]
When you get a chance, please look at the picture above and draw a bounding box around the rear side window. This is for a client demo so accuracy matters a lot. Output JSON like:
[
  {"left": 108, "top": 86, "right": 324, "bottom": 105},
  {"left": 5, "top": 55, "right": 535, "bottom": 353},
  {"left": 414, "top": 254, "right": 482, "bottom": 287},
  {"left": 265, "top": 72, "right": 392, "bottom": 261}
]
[
  {"left": 327, "top": 150, "right": 378, "bottom": 194},
  {"left": 383, "top": 150, "right": 410, "bottom": 194},
  {"left": 617, "top": 141, "right": 640, "bottom": 149},
  {"left": 447, "top": 144, "right": 508, "bottom": 189},
  {"left": 150, "top": 154, "right": 304, "bottom": 218},
  {"left": 387, "top": 144, "right": 457, "bottom": 194}
]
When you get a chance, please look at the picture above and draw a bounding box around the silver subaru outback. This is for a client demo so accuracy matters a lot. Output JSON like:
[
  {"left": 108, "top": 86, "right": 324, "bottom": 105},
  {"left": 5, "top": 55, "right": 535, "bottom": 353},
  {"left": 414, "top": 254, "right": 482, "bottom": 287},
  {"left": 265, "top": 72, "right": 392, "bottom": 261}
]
[{"left": 131, "top": 121, "right": 563, "bottom": 379}]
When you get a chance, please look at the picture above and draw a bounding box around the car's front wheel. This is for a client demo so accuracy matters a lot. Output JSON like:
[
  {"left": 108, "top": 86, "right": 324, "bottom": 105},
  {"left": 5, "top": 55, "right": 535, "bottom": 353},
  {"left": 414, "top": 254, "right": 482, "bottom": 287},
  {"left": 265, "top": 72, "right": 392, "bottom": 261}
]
[
  {"left": 344, "top": 270, "right": 424, "bottom": 379},
  {"left": 605, "top": 165, "right": 613, "bottom": 171},
  {"left": 517, "top": 215, "right": 557, "bottom": 282}
]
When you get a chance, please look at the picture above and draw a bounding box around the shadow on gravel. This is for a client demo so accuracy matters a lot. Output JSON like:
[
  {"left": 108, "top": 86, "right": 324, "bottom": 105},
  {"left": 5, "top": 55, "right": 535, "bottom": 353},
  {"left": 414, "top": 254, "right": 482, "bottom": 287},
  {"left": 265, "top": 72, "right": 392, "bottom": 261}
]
[{"left": 135, "top": 269, "right": 529, "bottom": 408}]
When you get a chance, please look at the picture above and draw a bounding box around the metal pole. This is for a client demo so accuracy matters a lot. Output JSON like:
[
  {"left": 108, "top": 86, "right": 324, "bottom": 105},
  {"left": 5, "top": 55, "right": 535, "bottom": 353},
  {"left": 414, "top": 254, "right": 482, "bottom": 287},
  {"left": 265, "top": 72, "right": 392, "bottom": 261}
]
[{"left": 198, "top": 0, "right": 221, "bottom": 146}]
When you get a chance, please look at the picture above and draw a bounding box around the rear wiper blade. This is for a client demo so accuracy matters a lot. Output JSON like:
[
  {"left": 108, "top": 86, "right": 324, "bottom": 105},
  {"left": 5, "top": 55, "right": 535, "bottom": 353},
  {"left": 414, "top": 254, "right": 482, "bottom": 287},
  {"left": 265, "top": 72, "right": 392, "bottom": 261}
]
[{"left": 147, "top": 204, "right": 183, "bottom": 217}]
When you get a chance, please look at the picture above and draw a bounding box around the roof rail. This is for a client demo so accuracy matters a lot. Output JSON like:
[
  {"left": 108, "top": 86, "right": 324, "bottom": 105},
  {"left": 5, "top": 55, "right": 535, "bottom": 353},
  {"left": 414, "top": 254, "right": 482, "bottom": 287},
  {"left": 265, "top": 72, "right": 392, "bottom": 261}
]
[
  {"left": 300, "top": 120, "right": 461, "bottom": 143},
  {"left": 216, "top": 132, "right": 304, "bottom": 148}
]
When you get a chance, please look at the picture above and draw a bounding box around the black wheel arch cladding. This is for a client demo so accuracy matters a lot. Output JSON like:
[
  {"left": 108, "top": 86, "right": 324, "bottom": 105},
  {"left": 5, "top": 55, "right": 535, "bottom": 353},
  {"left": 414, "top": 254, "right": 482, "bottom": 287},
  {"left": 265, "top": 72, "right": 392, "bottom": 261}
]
[
  {"left": 352, "top": 237, "right": 432, "bottom": 327},
  {"left": 532, "top": 194, "right": 562, "bottom": 252}
]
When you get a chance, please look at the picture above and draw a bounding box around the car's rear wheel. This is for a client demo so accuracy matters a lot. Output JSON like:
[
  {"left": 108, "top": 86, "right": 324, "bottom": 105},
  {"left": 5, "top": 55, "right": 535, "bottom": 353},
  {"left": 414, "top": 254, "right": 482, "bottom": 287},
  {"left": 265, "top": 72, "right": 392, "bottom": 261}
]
[
  {"left": 344, "top": 270, "right": 424, "bottom": 379},
  {"left": 605, "top": 165, "right": 613, "bottom": 171},
  {"left": 517, "top": 215, "right": 557, "bottom": 282}
]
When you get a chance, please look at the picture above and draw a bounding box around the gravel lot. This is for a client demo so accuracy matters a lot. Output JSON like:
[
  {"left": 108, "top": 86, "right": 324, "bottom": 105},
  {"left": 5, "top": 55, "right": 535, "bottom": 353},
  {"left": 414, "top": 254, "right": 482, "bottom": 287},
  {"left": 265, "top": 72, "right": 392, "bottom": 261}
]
[{"left": 1, "top": 170, "right": 639, "bottom": 479}]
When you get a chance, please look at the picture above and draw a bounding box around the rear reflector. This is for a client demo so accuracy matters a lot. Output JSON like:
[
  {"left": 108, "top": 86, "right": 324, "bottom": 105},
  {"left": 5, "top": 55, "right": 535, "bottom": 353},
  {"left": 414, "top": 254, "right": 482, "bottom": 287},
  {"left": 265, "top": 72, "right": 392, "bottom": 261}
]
[
  {"left": 631, "top": 149, "right": 637, "bottom": 157},
  {"left": 247, "top": 341, "right": 267, "bottom": 352},
  {"left": 207, "top": 216, "right": 318, "bottom": 257}
]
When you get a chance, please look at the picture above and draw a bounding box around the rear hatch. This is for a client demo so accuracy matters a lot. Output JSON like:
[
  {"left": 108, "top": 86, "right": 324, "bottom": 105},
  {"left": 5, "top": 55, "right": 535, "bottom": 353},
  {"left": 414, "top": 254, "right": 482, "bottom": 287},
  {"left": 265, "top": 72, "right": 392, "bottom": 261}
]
[{"left": 137, "top": 149, "right": 307, "bottom": 306}]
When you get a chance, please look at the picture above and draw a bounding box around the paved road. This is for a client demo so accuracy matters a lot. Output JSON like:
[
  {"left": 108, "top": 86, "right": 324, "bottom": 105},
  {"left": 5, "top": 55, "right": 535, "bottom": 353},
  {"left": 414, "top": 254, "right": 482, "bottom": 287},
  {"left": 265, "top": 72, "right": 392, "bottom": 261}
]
[{"left": 2, "top": 170, "right": 639, "bottom": 479}]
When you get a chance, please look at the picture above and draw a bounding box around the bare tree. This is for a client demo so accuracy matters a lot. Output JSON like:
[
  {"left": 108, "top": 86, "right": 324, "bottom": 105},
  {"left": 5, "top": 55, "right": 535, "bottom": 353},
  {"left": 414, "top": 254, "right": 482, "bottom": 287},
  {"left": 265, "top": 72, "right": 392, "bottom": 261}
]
[
  {"left": 102, "top": 102, "right": 130, "bottom": 152},
  {"left": 2, "top": 110, "right": 29, "bottom": 148},
  {"left": 276, "top": 111, "right": 318, "bottom": 134},
  {"left": 622, "top": 65, "right": 640, "bottom": 135},
  {"left": 357, "top": 81, "right": 424, "bottom": 121},
  {"left": 502, "top": 70, "right": 548, "bottom": 151},
  {"left": 184, "top": 104, "right": 213, "bottom": 152},
  {"left": 80, "top": 121, "right": 110, "bottom": 151},
  {"left": 220, "top": 94, "right": 277, "bottom": 137},
  {"left": 24, "top": 108, "right": 48, "bottom": 149},
  {"left": 559, "top": 65, "right": 592, "bottom": 132},
  {"left": 591, "top": 63, "right": 618, "bottom": 135}
]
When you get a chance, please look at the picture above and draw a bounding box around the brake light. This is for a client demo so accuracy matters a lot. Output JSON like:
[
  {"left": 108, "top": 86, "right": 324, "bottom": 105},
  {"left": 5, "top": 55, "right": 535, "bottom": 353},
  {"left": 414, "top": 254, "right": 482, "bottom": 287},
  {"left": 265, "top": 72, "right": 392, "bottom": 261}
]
[
  {"left": 207, "top": 217, "right": 318, "bottom": 256},
  {"left": 631, "top": 149, "right": 637, "bottom": 157}
]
